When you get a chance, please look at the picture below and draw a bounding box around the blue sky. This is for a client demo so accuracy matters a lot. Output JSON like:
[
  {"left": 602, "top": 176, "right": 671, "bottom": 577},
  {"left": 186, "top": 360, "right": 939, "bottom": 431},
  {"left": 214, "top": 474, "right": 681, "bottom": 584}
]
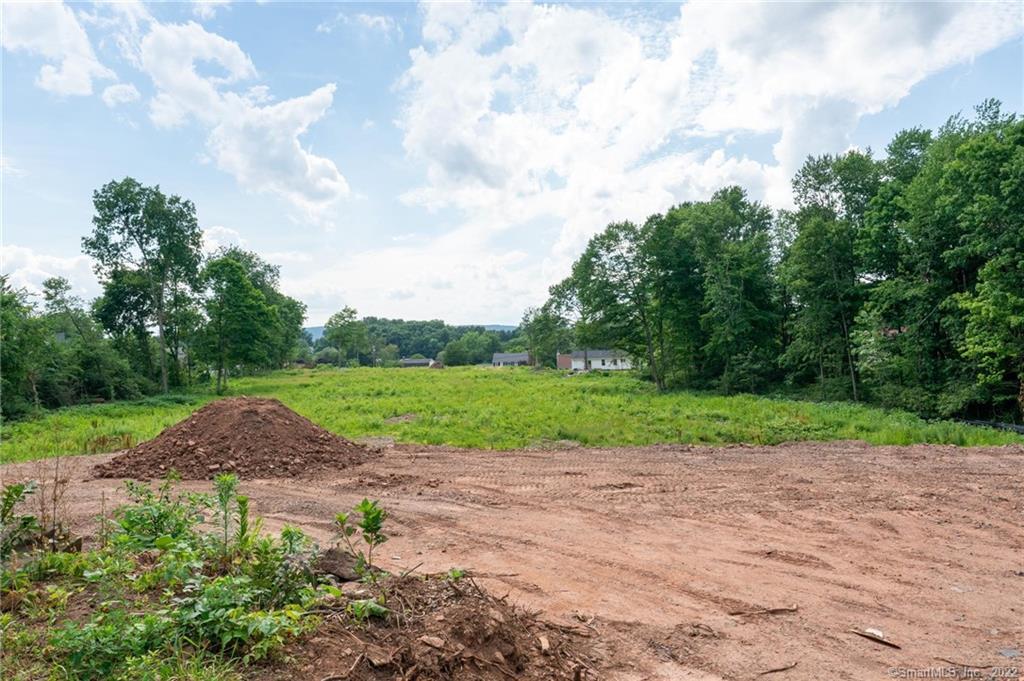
[{"left": 2, "top": 1, "right": 1022, "bottom": 325}]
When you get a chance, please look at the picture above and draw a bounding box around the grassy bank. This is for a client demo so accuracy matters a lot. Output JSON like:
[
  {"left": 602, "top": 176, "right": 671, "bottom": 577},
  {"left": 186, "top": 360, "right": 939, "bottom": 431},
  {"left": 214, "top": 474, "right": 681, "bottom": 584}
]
[{"left": 2, "top": 367, "right": 1021, "bottom": 463}]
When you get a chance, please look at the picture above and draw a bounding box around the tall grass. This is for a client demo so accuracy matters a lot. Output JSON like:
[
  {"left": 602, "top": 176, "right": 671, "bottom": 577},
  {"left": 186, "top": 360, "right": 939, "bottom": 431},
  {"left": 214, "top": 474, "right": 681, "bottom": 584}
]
[{"left": 2, "top": 367, "right": 1020, "bottom": 463}]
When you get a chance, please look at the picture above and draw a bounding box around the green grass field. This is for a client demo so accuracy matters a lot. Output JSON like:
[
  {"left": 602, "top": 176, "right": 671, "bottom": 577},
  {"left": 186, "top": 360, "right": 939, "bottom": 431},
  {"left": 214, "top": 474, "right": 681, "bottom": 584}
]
[{"left": 2, "top": 366, "right": 1021, "bottom": 463}]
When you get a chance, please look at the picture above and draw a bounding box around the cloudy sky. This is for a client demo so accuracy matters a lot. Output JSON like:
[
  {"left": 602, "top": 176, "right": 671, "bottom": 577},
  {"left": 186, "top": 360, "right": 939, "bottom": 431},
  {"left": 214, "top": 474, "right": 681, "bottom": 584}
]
[{"left": 2, "top": 1, "right": 1022, "bottom": 325}]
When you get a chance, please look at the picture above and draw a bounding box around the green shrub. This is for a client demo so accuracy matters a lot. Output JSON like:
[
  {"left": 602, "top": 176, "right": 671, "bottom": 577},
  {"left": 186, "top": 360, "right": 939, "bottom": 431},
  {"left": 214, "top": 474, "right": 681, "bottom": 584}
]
[
  {"left": 1, "top": 481, "right": 40, "bottom": 560},
  {"left": 173, "top": 575, "right": 310, "bottom": 661},
  {"left": 113, "top": 478, "right": 209, "bottom": 550},
  {"left": 50, "top": 608, "right": 175, "bottom": 679}
]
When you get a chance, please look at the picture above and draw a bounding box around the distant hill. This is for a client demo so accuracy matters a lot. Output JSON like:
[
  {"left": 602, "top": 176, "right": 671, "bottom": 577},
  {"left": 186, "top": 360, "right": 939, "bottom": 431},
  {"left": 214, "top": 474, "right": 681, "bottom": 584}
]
[{"left": 305, "top": 326, "right": 324, "bottom": 341}]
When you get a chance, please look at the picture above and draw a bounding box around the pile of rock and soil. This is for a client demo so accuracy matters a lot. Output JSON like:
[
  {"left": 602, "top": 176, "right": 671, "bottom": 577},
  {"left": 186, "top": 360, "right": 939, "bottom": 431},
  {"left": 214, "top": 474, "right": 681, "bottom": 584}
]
[
  {"left": 94, "top": 397, "right": 373, "bottom": 480},
  {"left": 256, "top": 574, "right": 602, "bottom": 681}
]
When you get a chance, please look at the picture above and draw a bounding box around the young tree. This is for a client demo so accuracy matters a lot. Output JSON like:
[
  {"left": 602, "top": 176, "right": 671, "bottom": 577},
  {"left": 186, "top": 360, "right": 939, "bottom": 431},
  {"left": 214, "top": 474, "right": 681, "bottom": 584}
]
[
  {"left": 324, "top": 307, "right": 368, "bottom": 366},
  {"left": 212, "top": 247, "right": 308, "bottom": 367},
  {"left": 0, "top": 278, "right": 49, "bottom": 416},
  {"left": 83, "top": 178, "right": 203, "bottom": 392},
  {"left": 92, "top": 268, "right": 156, "bottom": 381},
  {"left": 520, "top": 305, "right": 571, "bottom": 368},
  {"left": 198, "top": 257, "right": 277, "bottom": 393}
]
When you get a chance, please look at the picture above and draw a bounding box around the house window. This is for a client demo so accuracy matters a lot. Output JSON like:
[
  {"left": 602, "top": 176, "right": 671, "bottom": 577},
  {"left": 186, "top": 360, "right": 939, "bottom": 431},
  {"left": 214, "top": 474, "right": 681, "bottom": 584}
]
[{"left": 601, "top": 359, "right": 606, "bottom": 366}]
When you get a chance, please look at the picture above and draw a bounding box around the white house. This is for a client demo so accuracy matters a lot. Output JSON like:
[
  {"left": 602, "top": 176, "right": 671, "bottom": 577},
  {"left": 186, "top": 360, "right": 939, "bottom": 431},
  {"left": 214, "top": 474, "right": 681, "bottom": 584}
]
[{"left": 556, "top": 350, "right": 633, "bottom": 371}]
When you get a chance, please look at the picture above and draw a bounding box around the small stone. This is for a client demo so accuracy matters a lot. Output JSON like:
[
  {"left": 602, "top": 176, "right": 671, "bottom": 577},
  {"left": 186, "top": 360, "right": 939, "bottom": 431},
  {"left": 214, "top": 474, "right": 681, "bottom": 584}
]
[
  {"left": 420, "top": 635, "right": 445, "bottom": 649},
  {"left": 538, "top": 634, "right": 551, "bottom": 653}
]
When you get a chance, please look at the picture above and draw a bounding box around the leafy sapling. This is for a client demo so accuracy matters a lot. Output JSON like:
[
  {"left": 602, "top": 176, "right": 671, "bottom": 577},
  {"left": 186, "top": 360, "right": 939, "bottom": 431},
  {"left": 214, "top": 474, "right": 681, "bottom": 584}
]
[
  {"left": 213, "top": 473, "right": 240, "bottom": 560},
  {"left": 347, "top": 597, "right": 388, "bottom": 624},
  {"left": 333, "top": 498, "right": 388, "bottom": 580},
  {"left": 1, "top": 481, "right": 41, "bottom": 560}
]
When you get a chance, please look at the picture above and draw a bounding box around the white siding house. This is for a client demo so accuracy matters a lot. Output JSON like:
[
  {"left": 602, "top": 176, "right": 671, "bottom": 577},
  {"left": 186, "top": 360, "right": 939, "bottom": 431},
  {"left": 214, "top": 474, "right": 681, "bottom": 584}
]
[{"left": 556, "top": 350, "right": 633, "bottom": 371}]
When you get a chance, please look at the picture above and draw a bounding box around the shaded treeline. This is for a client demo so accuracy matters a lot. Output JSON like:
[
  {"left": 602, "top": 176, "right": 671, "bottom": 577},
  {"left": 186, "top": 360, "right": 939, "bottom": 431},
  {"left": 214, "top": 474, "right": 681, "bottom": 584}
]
[
  {"left": 532, "top": 101, "right": 1023, "bottom": 421},
  {"left": 2, "top": 178, "right": 307, "bottom": 417}
]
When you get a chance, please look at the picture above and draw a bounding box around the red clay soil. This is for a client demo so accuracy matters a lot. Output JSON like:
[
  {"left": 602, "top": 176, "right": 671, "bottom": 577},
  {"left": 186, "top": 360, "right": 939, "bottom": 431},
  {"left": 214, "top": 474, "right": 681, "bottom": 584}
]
[
  {"left": 253, "top": 574, "right": 601, "bottom": 680},
  {"left": 11, "top": 439, "right": 1023, "bottom": 679},
  {"left": 93, "top": 397, "right": 373, "bottom": 480}
]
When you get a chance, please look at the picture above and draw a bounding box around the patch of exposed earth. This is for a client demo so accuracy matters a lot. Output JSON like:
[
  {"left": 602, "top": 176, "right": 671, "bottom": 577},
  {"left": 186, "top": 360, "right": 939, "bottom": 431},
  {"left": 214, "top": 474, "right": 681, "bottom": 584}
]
[{"left": 4, "top": 439, "right": 1022, "bottom": 680}]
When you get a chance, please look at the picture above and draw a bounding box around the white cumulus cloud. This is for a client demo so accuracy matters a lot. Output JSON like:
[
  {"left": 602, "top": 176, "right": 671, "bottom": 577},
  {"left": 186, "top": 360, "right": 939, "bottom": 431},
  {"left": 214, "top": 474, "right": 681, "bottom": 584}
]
[
  {"left": 398, "top": 1, "right": 1024, "bottom": 258},
  {"left": 193, "top": 0, "right": 231, "bottom": 21},
  {"left": 138, "top": 20, "right": 349, "bottom": 220},
  {"left": 101, "top": 82, "right": 141, "bottom": 107},
  {"left": 0, "top": 245, "right": 98, "bottom": 300},
  {"left": 1, "top": 1, "right": 114, "bottom": 96}
]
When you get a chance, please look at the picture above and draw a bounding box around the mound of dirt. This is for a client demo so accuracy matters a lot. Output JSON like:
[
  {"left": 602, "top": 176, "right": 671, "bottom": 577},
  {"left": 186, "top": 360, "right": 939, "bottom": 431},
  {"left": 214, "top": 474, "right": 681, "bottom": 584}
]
[
  {"left": 254, "top": 574, "right": 602, "bottom": 680},
  {"left": 93, "top": 397, "right": 373, "bottom": 480}
]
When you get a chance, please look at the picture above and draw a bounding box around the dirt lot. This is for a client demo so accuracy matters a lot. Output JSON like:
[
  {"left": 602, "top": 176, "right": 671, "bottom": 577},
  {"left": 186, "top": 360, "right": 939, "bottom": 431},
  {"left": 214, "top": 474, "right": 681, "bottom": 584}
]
[{"left": 4, "top": 441, "right": 1022, "bottom": 680}]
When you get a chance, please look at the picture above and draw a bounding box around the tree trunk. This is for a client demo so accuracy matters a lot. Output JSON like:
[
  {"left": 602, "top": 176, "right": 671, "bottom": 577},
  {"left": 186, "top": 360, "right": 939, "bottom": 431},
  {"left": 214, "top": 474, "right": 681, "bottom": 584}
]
[
  {"left": 838, "top": 310, "right": 858, "bottom": 402},
  {"left": 1018, "top": 370, "right": 1023, "bottom": 422},
  {"left": 29, "top": 373, "right": 40, "bottom": 410},
  {"left": 155, "top": 282, "right": 169, "bottom": 393},
  {"left": 639, "top": 310, "right": 663, "bottom": 390}
]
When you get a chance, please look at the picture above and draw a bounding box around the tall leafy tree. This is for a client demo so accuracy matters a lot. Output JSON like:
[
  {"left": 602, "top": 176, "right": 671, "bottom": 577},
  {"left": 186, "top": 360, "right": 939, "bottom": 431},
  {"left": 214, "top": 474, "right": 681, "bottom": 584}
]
[
  {"left": 782, "top": 151, "right": 880, "bottom": 400},
  {"left": 565, "top": 221, "right": 667, "bottom": 388},
  {"left": 92, "top": 268, "right": 156, "bottom": 382},
  {"left": 519, "top": 306, "right": 571, "bottom": 367},
  {"left": 83, "top": 178, "right": 203, "bottom": 392},
  {"left": 198, "top": 257, "right": 277, "bottom": 393},
  {"left": 213, "top": 246, "right": 307, "bottom": 367},
  {"left": 682, "top": 188, "right": 780, "bottom": 392},
  {"left": 324, "top": 307, "right": 368, "bottom": 366}
]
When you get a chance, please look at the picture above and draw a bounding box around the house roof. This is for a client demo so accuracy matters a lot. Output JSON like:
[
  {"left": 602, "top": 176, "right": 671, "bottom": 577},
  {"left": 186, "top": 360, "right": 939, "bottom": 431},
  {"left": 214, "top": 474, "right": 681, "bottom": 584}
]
[
  {"left": 567, "top": 349, "right": 629, "bottom": 360},
  {"left": 492, "top": 352, "right": 530, "bottom": 362},
  {"left": 399, "top": 357, "right": 432, "bottom": 365}
]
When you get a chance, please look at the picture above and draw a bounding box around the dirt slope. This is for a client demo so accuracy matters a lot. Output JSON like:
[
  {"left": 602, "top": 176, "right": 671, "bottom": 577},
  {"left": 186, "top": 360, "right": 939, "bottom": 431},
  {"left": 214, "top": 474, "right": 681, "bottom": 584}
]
[{"left": 9, "top": 440, "right": 1023, "bottom": 679}]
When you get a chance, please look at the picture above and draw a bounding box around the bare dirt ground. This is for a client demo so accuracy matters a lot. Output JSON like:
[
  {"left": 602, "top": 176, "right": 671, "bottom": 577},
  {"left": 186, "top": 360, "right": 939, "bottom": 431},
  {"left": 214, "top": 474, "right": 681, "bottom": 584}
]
[{"left": 5, "top": 440, "right": 1022, "bottom": 680}]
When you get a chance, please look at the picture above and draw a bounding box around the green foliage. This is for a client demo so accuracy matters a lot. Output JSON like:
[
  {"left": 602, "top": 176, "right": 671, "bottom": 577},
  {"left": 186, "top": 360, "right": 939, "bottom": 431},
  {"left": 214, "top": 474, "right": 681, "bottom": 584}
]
[
  {"left": 0, "top": 277, "right": 143, "bottom": 419},
  {"left": 347, "top": 597, "right": 388, "bottom": 624},
  {"left": 173, "top": 575, "right": 311, "bottom": 661},
  {"left": 441, "top": 329, "right": 503, "bottom": 366},
  {"left": 333, "top": 499, "right": 389, "bottom": 579},
  {"left": 6, "top": 477, "right": 344, "bottom": 678},
  {"left": 198, "top": 257, "right": 279, "bottom": 393},
  {"left": 518, "top": 306, "right": 571, "bottom": 368},
  {"left": 212, "top": 246, "right": 308, "bottom": 369},
  {"left": 83, "top": 177, "right": 204, "bottom": 393},
  {"left": 50, "top": 608, "right": 175, "bottom": 679},
  {"left": 323, "top": 306, "right": 369, "bottom": 366},
  {"left": 1, "top": 481, "right": 40, "bottom": 560},
  {"left": 116, "top": 648, "right": 241, "bottom": 681},
  {"left": 112, "top": 477, "right": 209, "bottom": 550},
  {"left": 213, "top": 473, "right": 240, "bottom": 559},
  {"left": 3, "top": 368, "right": 1021, "bottom": 466}
]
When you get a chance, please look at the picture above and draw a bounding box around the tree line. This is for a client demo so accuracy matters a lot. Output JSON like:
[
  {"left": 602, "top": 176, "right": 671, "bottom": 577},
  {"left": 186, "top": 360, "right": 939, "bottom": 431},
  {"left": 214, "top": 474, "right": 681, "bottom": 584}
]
[
  {"left": 2, "top": 178, "right": 308, "bottom": 418},
  {"left": 310, "top": 315, "right": 519, "bottom": 367},
  {"left": 3, "top": 100, "right": 1019, "bottom": 422},
  {"left": 531, "top": 100, "right": 1023, "bottom": 421}
]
